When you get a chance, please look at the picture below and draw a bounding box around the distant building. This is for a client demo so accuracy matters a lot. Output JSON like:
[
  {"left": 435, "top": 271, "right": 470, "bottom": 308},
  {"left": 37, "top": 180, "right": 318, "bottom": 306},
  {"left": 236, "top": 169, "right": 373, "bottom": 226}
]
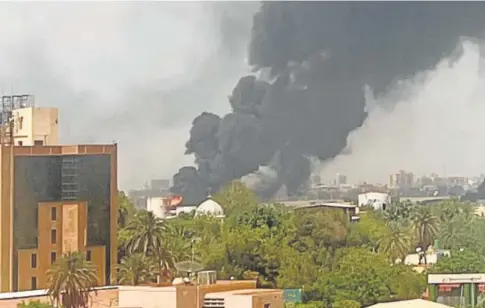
[
  {"left": 128, "top": 178, "right": 171, "bottom": 209},
  {"left": 358, "top": 192, "right": 391, "bottom": 210},
  {"left": 389, "top": 170, "right": 414, "bottom": 188},
  {"left": 335, "top": 173, "right": 347, "bottom": 186}
]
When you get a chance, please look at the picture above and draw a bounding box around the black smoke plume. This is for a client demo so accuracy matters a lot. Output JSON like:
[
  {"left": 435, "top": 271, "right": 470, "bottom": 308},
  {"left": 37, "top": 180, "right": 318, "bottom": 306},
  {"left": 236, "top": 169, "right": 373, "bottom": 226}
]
[{"left": 172, "top": 2, "right": 485, "bottom": 204}]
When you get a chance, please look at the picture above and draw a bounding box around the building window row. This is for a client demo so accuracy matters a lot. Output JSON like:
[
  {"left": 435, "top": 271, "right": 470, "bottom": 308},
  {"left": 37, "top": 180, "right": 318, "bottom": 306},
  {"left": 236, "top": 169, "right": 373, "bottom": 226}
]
[{"left": 31, "top": 251, "right": 57, "bottom": 269}]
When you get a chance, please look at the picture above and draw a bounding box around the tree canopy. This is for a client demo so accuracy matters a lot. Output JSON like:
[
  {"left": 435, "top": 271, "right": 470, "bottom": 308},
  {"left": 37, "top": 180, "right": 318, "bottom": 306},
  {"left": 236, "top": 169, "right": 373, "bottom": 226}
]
[{"left": 108, "top": 188, "right": 485, "bottom": 307}]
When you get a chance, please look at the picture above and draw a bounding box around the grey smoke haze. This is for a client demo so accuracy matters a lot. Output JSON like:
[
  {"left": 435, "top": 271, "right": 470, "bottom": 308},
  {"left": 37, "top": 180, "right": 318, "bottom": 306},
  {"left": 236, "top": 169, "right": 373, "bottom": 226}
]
[
  {"left": 171, "top": 2, "right": 485, "bottom": 203},
  {"left": 0, "top": 2, "right": 257, "bottom": 189},
  {"left": 322, "top": 41, "right": 485, "bottom": 184}
]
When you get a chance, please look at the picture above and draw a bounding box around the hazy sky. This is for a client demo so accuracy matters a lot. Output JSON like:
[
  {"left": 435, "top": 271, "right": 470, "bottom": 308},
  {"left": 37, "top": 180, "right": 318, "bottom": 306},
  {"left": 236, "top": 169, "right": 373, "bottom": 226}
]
[
  {"left": 1, "top": 2, "right": 484, "bottom": 189},
  {"left": 0, "top": 2, "right": 257, "bottom": 190},
  {"left": 321, "top": 40, "right": 485, "bottom": 184}
]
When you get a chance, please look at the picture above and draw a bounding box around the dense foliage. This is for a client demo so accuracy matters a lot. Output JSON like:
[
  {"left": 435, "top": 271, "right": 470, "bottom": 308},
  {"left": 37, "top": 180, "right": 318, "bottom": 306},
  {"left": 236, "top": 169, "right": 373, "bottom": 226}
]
[
  {"left": 114, "top": 182, "right": 485, "bottom": 307},
  {"left": 38, "top": 181, "right": 485, "bottom": 308}
]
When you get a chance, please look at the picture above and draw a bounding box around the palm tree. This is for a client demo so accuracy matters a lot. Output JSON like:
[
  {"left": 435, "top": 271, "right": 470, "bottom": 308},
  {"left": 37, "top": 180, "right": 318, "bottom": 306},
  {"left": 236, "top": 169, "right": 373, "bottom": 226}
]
[
  {"left": 411, "top": 206, "right": 439, "bottom": 264},
  {"left": 377, "top": 224, "right": 413, "bottom": 263},
  {"left": 116, "top": 253, "right": 157, "bottom": 285},
  {"left": 125, "top": 210, "right": 170, "bottom": 281},
  {"left": 46, "top": 251, "right": 98, "bottom": 308},
  {"left": 118, "top": 191, "right": 136, "bottom": 228},
  {"left": 125, "top": 210, "right": 166, "bottom": 254}
]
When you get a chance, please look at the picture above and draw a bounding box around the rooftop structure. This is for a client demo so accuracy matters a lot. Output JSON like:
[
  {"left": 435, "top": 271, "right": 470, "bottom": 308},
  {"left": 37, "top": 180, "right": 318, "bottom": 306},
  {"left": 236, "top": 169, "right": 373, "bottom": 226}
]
[{"left": 194, "top": 197, "right": 225, "bottom": 218}]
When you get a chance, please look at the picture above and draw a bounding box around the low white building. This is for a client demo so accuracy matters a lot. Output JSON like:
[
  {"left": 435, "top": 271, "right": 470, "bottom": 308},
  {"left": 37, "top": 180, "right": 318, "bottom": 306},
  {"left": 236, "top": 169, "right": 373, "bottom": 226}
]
[
  {"left": 146, "top": 197, "right": 166, "bottom": 218},
  {"left": 358, "top": 192, "right": 391, "bottom": 210}
]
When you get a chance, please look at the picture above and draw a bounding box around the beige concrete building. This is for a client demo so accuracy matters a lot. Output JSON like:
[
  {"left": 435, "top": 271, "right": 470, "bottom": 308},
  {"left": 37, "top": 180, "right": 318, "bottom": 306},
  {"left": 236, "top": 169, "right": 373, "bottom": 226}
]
[
  {"left": 12, "top": 106, "right": 59, "bottom": 146},
  {"left": 0, "top": 281, "right": 284, "bottom": 308}
]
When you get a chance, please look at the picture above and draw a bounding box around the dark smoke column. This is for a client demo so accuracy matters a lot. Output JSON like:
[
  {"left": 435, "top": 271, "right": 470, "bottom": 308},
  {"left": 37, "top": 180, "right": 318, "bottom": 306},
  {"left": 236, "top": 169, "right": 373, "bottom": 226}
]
[{"left": 172, "top": 2, "right": 485, "bottom": 204}]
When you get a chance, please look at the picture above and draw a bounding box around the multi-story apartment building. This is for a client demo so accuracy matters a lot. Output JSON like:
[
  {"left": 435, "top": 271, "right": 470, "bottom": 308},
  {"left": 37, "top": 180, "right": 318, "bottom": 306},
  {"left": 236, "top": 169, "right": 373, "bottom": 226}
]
[
  {"left": 389, "top": 170, "right": 414, "bottom": 188},
  {"left": 0, "top": 95, "right": 118, "bottom": 292}
]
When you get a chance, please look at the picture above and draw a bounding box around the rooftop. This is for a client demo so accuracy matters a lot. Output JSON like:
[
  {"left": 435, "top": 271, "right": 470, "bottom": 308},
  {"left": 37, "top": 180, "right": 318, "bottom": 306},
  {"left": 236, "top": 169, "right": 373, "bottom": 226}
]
[
  {"left": 369, "top": 299, "right": 451, "bottom": 308},
  {"left": 205, "top": 288, "right": 282, "bottom": 297}
]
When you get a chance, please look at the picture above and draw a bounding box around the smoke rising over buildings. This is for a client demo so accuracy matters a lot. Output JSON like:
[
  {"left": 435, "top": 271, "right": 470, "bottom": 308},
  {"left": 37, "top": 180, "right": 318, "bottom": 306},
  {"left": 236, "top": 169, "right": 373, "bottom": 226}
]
[
  {"left": 0, "top": 2, "right": 257, "bottom": 189},
  {"left": 171, "top": 2, "right": 485, "bottom": 203}
]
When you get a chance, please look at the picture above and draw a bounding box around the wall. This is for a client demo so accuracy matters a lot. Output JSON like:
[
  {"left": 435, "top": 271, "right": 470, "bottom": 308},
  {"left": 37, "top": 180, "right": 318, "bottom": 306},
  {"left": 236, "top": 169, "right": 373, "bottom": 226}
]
[
  {"left": 13, "top": 108, "right": 33, "bottom": 146},
  {"left": 0, "top": 146, "right": 11, "bottom": 292},
  {"left": 32, "top": 108, "right": 59, "bottom": 146},
  {"left": 88, "top": 245, "right": 106, "bottom": 286},
  {"left": 252, "top": 291, "right": 284, "bottom": 308},
  {"left": 146, "top": 197, "right": 165, "bottom": 218},
  {"left": 0, "top": 288, "right": 118, "bottom": 308},
  {"left": 358, "top": 192, "right": 391, "bottom": 209},
  {"left": 12, "top": 107, "right": 59, "bottom": 146},
  {"left": 118, "top": 286, "right": 177, "bottom": 308},
  {"left": 176, "top": 281, "right": 258, "bottom": 308}
]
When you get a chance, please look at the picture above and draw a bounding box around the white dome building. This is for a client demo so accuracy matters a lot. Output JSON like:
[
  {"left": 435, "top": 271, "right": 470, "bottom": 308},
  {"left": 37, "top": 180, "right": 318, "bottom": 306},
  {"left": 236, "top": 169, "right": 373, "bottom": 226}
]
[{"left": 194, "top": 197, "right": 225, "bottom": 218}]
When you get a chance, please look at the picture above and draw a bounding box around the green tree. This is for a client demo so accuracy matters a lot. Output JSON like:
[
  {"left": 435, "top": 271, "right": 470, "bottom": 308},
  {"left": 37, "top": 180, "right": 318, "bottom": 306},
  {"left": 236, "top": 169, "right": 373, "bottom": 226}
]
[
  {"left": 116, "top": 253, "right": 157, "bottom": 285},
  {"left": 333, "top": 299, "right": 361, "bottom": 308},
  {"left": 17, "top": 301, "right": 53, "bottom": 308},
  {"left": 411, "top": 206, "right": 439, "bottom": 250},
  {"left": 388, "top": 264, "right": 426, "bottom": 300},
  {"left": 320, "top": 248, "right": 393, "bottom": 306},
  {"left": 118, "top": 191, "right": 137, "bottom": 228},
  {"left": 377, "top": 224, "right": 413, "bottom": 263},
  {"left": 125, "top": 210, "right": 166, "bottom": 254},
  {"left": 347, "top": 211, "right": 388, "bottom": 250},
  {"left": 213, "top": 181, "right": 258, "bottom": 216},
  {"left": 431, "top": 250, "right": 485, "bottom": 274},
  {"left": 46, "top": 252, "right": 98, "bottom": 308}
]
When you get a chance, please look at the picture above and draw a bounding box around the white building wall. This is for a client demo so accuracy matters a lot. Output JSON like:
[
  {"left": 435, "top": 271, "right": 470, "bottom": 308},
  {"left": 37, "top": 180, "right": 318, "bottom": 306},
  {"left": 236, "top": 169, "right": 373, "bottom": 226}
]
[
  {"left": 146, "top": 197, "right": 166, "bottom": 218},
  {"left": 118, "top": 286, "right": 177, "bottom": 308},
  {"left": 358, "top": 192, "right": 391, "bottom": 210}
]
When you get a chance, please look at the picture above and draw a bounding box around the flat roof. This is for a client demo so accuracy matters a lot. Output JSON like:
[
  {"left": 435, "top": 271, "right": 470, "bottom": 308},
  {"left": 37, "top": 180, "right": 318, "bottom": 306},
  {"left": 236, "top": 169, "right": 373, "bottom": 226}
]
[
  {"left": 8, "top": 144, "right": 116, "bottom": 156},
  {"left": 205, "top": 288, "right": 281, "bottom": 297},
  {"left": 369, "top": 299, "right": 451, "bottom": 308},
  {"left": 0, "top": 286, "right": 117, "bottom": 300},
  {"left": 283, "top": 200, "right": 356, "bottom": 209}
]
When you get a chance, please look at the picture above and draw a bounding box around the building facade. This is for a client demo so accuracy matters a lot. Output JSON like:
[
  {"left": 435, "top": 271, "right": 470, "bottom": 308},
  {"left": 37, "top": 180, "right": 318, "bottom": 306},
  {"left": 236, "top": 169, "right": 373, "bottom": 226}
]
[
  {"left": 389, "top": 170, "right": 414, "bottom": 188},
  {"left": 12, "top": 106, "right": 59, "bottom": 146},
  {"left": 0, "top": 145, "right": 118, "bottom": 292}
]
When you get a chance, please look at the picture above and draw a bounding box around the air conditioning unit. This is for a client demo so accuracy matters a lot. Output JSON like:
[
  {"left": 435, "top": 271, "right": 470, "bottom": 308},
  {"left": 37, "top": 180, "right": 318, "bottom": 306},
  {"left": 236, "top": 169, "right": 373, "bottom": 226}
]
[{"left": 197, "top": 270, "right": 217, "bottom": 285}]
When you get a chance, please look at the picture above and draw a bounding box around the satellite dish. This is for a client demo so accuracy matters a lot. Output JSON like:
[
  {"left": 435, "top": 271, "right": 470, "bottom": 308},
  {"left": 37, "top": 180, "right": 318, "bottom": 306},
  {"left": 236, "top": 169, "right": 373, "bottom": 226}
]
[{"left": 175, "top": 261, "right": 204, "bottom": 274}]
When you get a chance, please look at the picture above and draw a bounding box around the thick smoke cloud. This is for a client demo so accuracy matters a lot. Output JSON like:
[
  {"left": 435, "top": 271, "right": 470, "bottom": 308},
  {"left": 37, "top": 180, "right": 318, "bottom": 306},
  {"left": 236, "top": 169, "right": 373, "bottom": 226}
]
[
  {"left": 0, "top": 2, "right": 257, "bottom": 189},
  {"left": 323, "top": 42, "right": 485, "bottom": 185},
  {"left": 172, "top": 2, "right": 485, "bottom": 203}
]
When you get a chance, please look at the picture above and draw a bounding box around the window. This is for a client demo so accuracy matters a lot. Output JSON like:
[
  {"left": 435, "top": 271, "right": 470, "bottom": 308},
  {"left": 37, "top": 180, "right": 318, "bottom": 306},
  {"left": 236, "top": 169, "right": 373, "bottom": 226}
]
[
  {"left": 31, "top": 253, "right": 37, "bottom": 268},
  {"left": 19, "top": 117, "right": 23, "bottom": 130},
  {"left": 51, "top": 207, "right": 57, "bottom": 221},
  {"left": 31, "top": 277, "right": 37, "bottom": 290},
  {"left": 264, "top": 305, "right": 271, "bottom": 308},
  {"left": 86, "top": 250, "right": 92, "bottom": 262},
  {"left": 18, "top": 141, "right": 23, "bottom": 146},
  {"left": 50, "top": 252, "right": 57, "bottom": 264},
  {"left": 34, "top": 140, "right": 43, "bottom": 146},
  {"left": 51, "top": 229, "right": 57, "bottom": 244}
]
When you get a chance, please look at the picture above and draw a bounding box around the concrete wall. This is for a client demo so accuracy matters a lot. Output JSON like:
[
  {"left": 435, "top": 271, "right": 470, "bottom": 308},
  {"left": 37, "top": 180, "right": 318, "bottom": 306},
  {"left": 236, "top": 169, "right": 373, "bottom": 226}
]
[
  {"left": 146, "top": 197, "right": 165, "bottom": 218},
  {"left": 13, "top": 107, "right": 59, "bottom": 146},
  {"left": 252, "top": 291, "right": 284, "bottom": 308},
  {"left": 0, "top": 288, "right": 118, "bottom": 308},
  {"left": 118, "top": 286, "right": 177, "bottom": 308}
]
